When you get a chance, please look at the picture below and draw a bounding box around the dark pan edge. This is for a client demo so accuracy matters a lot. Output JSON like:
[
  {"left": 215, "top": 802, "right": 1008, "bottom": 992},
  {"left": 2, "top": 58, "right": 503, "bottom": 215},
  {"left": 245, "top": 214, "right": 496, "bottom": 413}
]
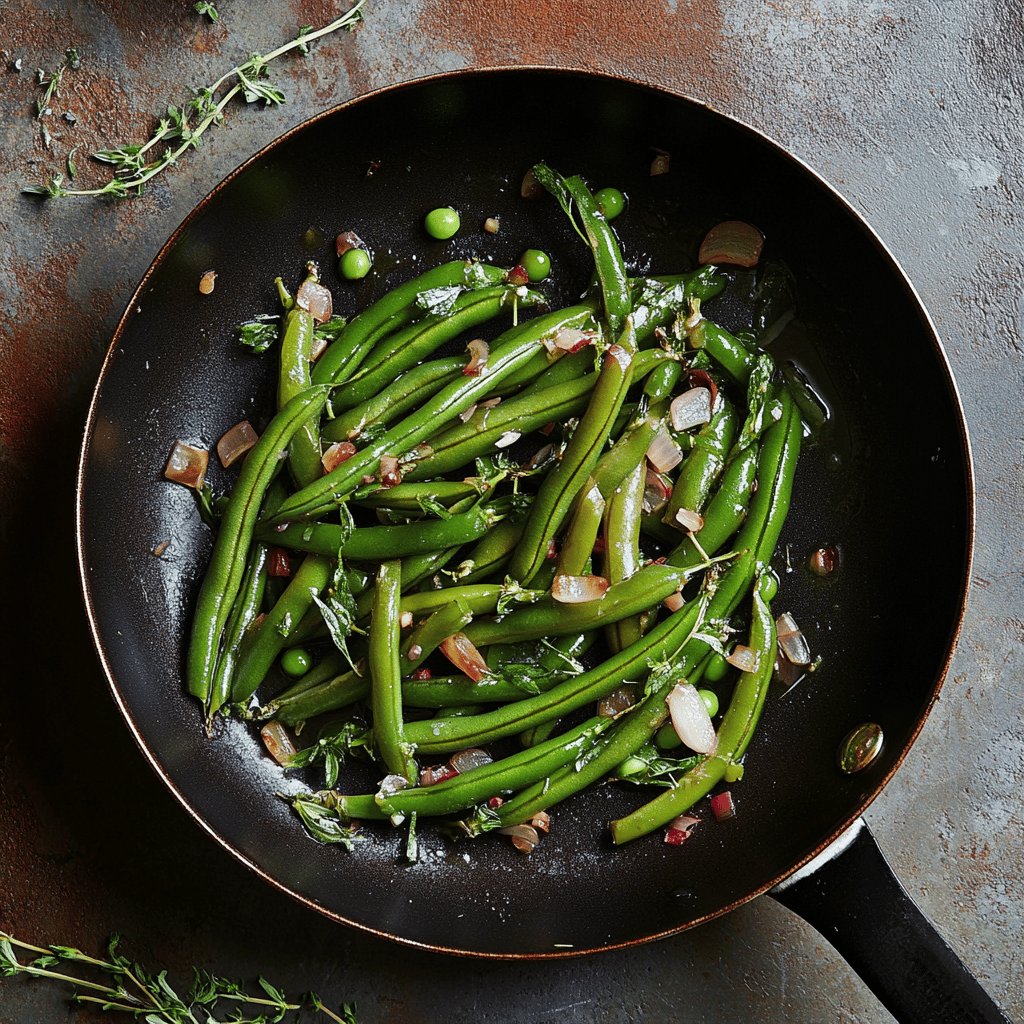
[{"left": 74, "top": 64, "right": 976, "bottom": 959}]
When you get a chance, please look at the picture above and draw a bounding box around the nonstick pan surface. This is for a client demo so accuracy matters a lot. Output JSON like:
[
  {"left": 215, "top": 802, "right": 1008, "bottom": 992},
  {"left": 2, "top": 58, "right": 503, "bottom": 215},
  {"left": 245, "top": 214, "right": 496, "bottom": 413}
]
[{"left": 77, "top": 69, "right": 972, "bottom": 957}]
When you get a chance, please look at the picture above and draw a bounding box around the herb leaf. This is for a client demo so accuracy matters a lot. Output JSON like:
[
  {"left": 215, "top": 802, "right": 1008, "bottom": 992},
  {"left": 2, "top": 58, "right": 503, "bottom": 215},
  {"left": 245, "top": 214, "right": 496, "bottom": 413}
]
[
  {"left": 292, "top": 797, "right": 364, "bottom": 850},
  {"left": 193, "top": 1, "right": 220, "bottom": 22},
  {"left": 238, "top": 316, "right": 280, "bottom": 353}
]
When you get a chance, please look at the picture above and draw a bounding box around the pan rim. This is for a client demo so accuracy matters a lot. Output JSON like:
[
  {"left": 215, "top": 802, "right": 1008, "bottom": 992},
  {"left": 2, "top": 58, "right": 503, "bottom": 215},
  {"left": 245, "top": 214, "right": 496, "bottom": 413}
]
[{"left": 74, "top": 63, "right": 976, "bottom": 959}]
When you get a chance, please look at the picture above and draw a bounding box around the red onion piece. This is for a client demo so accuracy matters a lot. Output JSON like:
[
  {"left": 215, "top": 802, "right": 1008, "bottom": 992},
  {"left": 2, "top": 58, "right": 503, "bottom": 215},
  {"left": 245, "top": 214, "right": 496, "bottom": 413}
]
[
  {"left": 604, "top": 343, "right": 631, "bottom": 371},
  {"left": 598, "top": 686, "right": 637, "bottom": 718},
  {"left": 698, "top": 220, "right": 764, "bottom": 268},
  {"left": 551, "top": 328, "right": 595, "bottom": 354},
  {"left": 809, "top": 546, "right": 839, "bottom": 575},
  {"left": 260, "top": 721, "right": 296, "bottom": 766},
  {"left": 663, "top": 592, "right": 685, "bottom": 612},
  {"left": 296, "top": 277, "right": 333, "bottom": 324},
  {"left": 670, "top": 387, "right": 713, "bottom": 432},
  {"left": 198, "top": 270, "right": 217, "bottom": 295},
  {"left": 322, "top": 440, "right": 357, "bottom": 474},
  {"left": 545, "top": 538, "right": 559, "bottom": 560},
  {"left": 726, "top": 644, "right": 759, "bottom": 673},
  {"left": 506, "top": 264, "right": 530, "bottom": 287},
  {"left": 267, "top": 548, "right": 294, "bottom": 578},
  {"left": 379, "top": 455, "right": 402, "bottom": 488},
  {"left": 450, "top": 748, "right": 493, "bottom": 774},
  {"left": 642, "top": 469, "right": 672, "bottom": 515},
  {"left": 487, "top": 795, "right": 504, "bottom": 809},
  {"left": 777, "top": 612, "right": 812, "bottom": 665},
  {"left": 646, "top": 427, "right": 683, "bottom": 473},
  {"left": 217, "top": 420, "right": 258, "bottom": 469},
  {"left": 419, "top": 764, "right": 458, "bottom": 787},
  {"left": 667, "top": 682, "right": 718, "bottom": 754},
  {"left": 464, "top": 338, "right": 489, "bottom": 377},
  {"left": 551, "top": 574, "right": 609, "bottom": 604},
  {"left": 335, "top": 230, "right": 364, "bottom": 257},
  {"left": 439, "top": 632, "right": 490, "bottom": 682},
  {"left": 664, "top": 814, "right": 699, "bottom": 845},
  {"left": 499, "top": 823, "right": 539, "bottom": 854},
  {"left": 650, "top": 151, "right": 671, "bottom": 176},
  {"left": 674, "top": 508, "right": 705, "bottom": 533},
  {"left": 686, "top": 369, "right": 719, "bottom": 410},
  {"left": 529, "top": 811, "right": 550, "bottom": 834},
  {"left": 164, "top": 441, "right": 209, "bottom": 490},
  {"left": 711, "top": 791, "right": 737, "bottom": 821},
  {"left": 411, "top": 667, "right": 432, "bottom": 681},
  {"left": 520, "top": 168, "right": 543, "bottom": 198}
]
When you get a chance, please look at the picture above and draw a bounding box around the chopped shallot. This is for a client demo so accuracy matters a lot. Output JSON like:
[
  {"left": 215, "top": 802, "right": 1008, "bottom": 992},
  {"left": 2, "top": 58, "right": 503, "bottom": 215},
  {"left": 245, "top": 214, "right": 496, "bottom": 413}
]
[
  {"left": 198, "top": 270, "right": 217, "bottom": 295},
  {"left": 164, "top": 441, "right": 209, "bottom": 490},
  {"left": 411, "top": 667, "right": 431, "bottom": 681},
  {"left": 598, "top": 686, "right": 637, "bottom": 718},
  {"left": 650, "top": 150, "right": 671, "bottom": 176},
  {"left": 809, "top": 546, "right": 839, "bottom": 575},
  {"left": 296, "top": 276, "right": 333, "bottom": 324},
  {"left": 670, "top": 387, "right": 713, "bottom": 432},
  {"left": 420, "top": 764, "right": 458, "bottom": 787},
  {"left": 322, "top": 441, "right": 357, "bottom": 474},
  {"left": 663, "top": 592, "right": 685, "bottom": 612},
  {"left": 646, "top": 427, "right": 683, "bottom": 473},
  {"left": 335, "top": 230, "right": 364, "bottom": 257},
  {"left": 726, "top": 644, "right": 759, "bottom": 673},
  {"left": 506, "top": 264, "right": 530, "bottom": 287},
  {"left": 483, "top": 216, "right": 500, "bottom": 234},
  {"left": 642, "top": 469, "right": 672, "bottom": 515},
  {"left": 686, "top": 369, "right": 719, "bottom": 410},
  {"left": 459, "top": 404, "right": 479, "bottom": 423},
  {"left": 551, "top": 574, "right": 609, "bottom": 604},
  {"left": 500, "top": 823, "right": 539, "bottom": 854},
  {"left": 544, "top": 327, "right": 595, "bottom": 355},
  {"left": 667, "top": 682, "right": 717, "bottom": 755},
  {"left": 520, "top": 168, "right": 543, "bottom": 198},
  {"left": 450, "top": 748, "right": 493, "bottom": 774},
  {"left": 217, "top": 420, "right": 258, "bottom": 468},
  {"left": 674, "top": 508, "right": 704, "bottom": 533},
  {"left": 777, "top": 612, "right": 812, "bottom": 665},
  {"left": 399, "top": 611, "right": 414, "bottom": 629},
  {"left": 664, "top": 814, "right": 700, "bottom": 845},
  {"left": 260, "top": 721, "right": 296, "bottom": 766},
  {"left": 439, "top": 632, "right": 490, "bottom": 682},
  {"left": 464, "top": 338, "right": 489, "bottom": 376},
  {"left": 494, "top": 430, "right": 520, "bottom": 449},
  {"left": 379, "top": 455, "right": 402, "bottom": 487},
  {"left": 711, "top": 791, "right": 737, "bottom": 821},
  {"left": 529, "top": 811, "right": 550, "bottom": 833},
  {"left": 698, "top": 220, "right": 764, "bottom": 268},
  {"left": 267, "top": 548, "right": 294, "bottom": 578}
]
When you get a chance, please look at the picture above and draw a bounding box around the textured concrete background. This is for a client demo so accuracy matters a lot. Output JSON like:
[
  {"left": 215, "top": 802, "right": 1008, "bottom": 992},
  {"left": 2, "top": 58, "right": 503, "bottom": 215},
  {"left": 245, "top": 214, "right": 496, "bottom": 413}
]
[{"left": 0, "top": 1, "right": 1021, "bottom": 1021}]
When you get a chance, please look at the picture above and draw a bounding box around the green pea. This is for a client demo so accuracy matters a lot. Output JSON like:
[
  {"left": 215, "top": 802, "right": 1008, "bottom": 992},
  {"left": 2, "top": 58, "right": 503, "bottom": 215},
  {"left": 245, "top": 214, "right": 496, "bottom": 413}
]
[
  {"left": 281, "top": 647, "right": 313, "bottom": 678},
  {"left": 424, "top": 207, "right": 461, "bottom": 240},
  {"left": 704, "top": 652, "right": 730, "bottom": 683},
  {"left": 698, "top": 688, "right": 720, "bottom": 718},
  {"left": 340, "top": 248, "right": 372, "bottom": 280},
  {"left": 595, "top": 187, "right": 626, "bottom": 220},
  {"left": 654, "top": 721, "right": 683, "bottom": 750},
  {"left": 519, "top": 248, "right": 551, "bottom": 282}
]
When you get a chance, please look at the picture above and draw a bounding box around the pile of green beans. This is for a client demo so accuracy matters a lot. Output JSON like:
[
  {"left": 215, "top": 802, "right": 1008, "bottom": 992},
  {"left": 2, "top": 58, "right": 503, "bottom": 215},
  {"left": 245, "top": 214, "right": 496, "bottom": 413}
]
[{"left": 184, "top": 162, "right": 803, "bottom": 853}]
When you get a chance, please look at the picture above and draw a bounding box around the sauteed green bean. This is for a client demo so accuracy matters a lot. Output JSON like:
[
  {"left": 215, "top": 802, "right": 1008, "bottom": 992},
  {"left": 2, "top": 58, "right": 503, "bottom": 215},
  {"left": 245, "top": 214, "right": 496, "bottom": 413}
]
[{"left": 175, "top": 162, "right": 812, "bottom": 857}]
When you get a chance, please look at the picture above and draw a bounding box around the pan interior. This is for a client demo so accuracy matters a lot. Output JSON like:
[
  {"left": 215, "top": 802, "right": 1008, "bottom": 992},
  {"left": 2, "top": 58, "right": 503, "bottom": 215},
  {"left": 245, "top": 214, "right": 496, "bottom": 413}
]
[{"left": 78, "top": 70, "right": 970, "bottom": 955}]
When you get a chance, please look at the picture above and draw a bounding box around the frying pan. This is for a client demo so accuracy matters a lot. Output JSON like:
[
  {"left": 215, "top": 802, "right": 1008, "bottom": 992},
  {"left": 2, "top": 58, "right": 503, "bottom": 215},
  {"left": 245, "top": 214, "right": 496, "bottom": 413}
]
[{"left": 76, "top": 69, "right": 1009, "bottom": 1023}]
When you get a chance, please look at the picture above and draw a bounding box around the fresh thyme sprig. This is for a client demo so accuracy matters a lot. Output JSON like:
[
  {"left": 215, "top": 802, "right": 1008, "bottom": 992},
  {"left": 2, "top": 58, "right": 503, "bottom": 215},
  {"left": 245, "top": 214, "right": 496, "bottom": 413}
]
[
  {"left": 22, "top": 1, "right": 365, "bottom": 200},
  {"left": 0, "top": 931, "right": 357, "bottom": 1023},
  {"left": 194, "top": 1, "right": 221, "bottom": 23}
]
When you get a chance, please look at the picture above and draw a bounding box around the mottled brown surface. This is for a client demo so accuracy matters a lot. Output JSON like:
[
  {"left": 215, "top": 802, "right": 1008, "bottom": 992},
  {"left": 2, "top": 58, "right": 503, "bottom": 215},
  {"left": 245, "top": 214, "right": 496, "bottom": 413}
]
[{"left": 1, "top": 1, "right": 1022, "bottom": 1022}]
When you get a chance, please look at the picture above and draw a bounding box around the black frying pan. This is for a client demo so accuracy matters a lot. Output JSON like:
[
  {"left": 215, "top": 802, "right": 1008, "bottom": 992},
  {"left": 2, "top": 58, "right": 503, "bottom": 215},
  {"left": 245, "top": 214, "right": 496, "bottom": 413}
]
[{"left": 76, "top": 69, "right": 1008, "bottom": 1023}]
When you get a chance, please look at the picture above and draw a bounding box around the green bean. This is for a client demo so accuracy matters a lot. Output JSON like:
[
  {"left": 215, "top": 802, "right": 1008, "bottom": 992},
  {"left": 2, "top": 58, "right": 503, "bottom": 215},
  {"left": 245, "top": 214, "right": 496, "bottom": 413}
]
[
  {"left": 275, "top": 666, "right": 369, "bottom": 727},
  {"left": 534, "top": 164, "right": 632, "bottom": 335},
  {"left": 321, "top": 356, "right": 465, "bottom": 444},
  {"left": 492, "top": 390, "right": 801, "bottom": 827},
  {"left": 666, "top": 443, "right": 759, "bottom": 568},
  {"left": 509, "top": 328, "right": 636, "bottom": 584},
  {"left": 311, "top": 261, "right": 507, "bottom": 386},
  {"left": 453, "top": 518, "right": 523, "bottom": 584},
  {"left": 643, "top": 359, "right": 682, "bottom": 401},
  {"left": 663, "top": 393, "right": 737, "bottom": 530},
  {"left": 231, "top": 554, "right": 334, "bottom": 703},
  {"left": 258, "top": 505, "right": 498, "bottom": 561},
  {"left": 400, "top": 584, "right": 543, "bottom": 618},
  {"left": 253, "top": 650, "right": 349, "bottom": 718},
  {"left": 462, "top": 562, "right": 690, "bottom": 649},
  {"left": 332, "top": 285, "right": 543, "bottom": 413},
  {"left": 610, "top": 572, "right": 777, "bottom": 843},
  {"left": 278, "top": 265, "right": 326, "bottom": 487},
  {"left": 603, "top": 462, "right": 646, "bottom": 652},
  {"left": 187, "top": 384, "right": 330, "bottom": 703},
  {"left": 267, "top": 310, "right": 574, "bottom": 525},
  {"left": 519, "top": 719, "right": 561, "bottom": 747},
  {"left": 556, "top": 481, "right": 604, "bottom": 576},
  {"left": 401, "top": 597, "right": 474, "bottom": 675},
  {"left": 370, "top": 561, "right": 417, "bottom": 782},
  {"left": 631, "top": 268, "right": 725, "bottom": 345},
  {"left": 590, "top": 398, "right": 666, "bottom": 500},
  {"left": 351, "top": 480, "right": 479, "bottom": 512},
  {"left": 326, "top": 716, "right": 613, "bottom": 821},
  {"left": 696, "top": 318, "right": 758, "bottom": 386}
]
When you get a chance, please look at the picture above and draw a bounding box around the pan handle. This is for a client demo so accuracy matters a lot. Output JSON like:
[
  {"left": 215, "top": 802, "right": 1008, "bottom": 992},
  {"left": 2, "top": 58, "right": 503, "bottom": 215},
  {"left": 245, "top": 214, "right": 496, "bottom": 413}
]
[{"left": 769, "top": 819, "right": 1012, "bottom": 1024}]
